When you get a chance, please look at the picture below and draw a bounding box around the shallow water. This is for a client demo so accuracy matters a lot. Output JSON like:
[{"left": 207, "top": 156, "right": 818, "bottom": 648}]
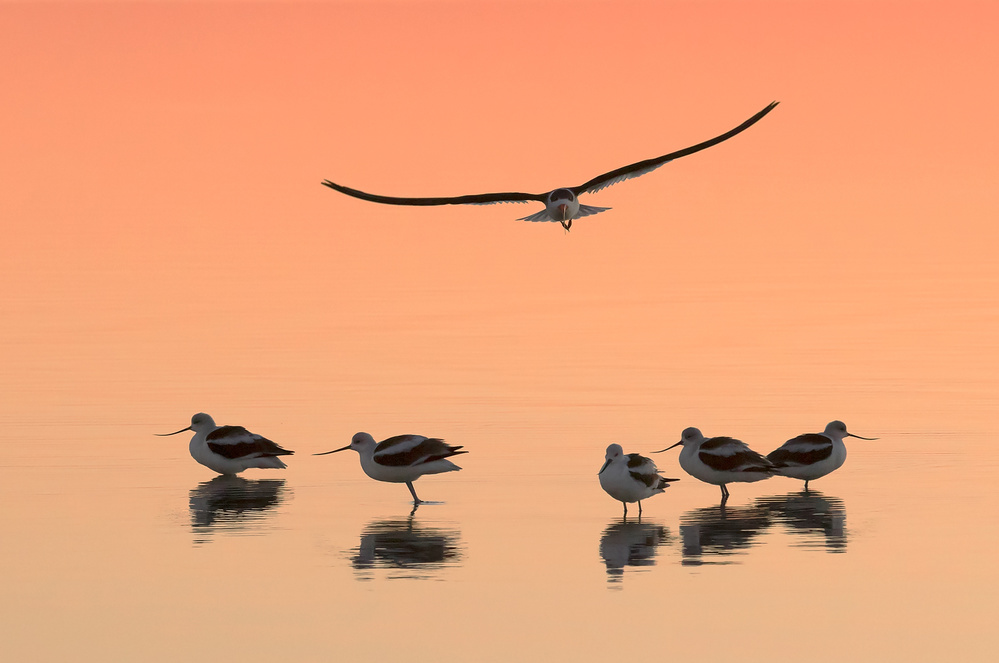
[
  {"left": 3, "top": 1, "right": 999, "bottom": 661},
  {"left": 2, "top": 265, "right": 996, "bottom": 660}
]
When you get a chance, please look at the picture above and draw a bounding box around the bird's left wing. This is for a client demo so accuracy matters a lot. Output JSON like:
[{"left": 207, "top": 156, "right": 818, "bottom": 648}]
[
  {"left": 626, "top": 453, "right": 672, "bottom": 488},
  {"left": 374, "top": 435, "right": 460, "bottom": 466},
  {"left": 206, "top": 426, "right": 292, "bottom": 459},
  {"left": 767, "top": 433, "right": 833, "bottom": 467},
  {"left": 322, "top": 180, "right": 545, "bottom": 206},
  {"left": 572, "top": 101, "right": 779, "bottom": 196}
]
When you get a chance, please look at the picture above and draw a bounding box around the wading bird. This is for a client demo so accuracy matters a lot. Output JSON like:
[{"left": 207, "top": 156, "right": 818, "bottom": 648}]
[
  {"left": 598, "top": 444, "right": 679, "bottom": 517},
  {"left": 767, "top": 420, "right": 878, "bottom": 490},
  {"left": 316, "top": 432, "right": 466, "bottom": 503},
  {"left": 654, "top": 427, "right": 775, "bottom": 502},
  {"left": 156, "top": 413, "right": 293, "bottom": 475}
]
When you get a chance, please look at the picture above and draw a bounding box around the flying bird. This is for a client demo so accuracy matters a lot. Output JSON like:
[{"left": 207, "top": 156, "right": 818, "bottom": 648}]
[
  {"left": 156, "top": 413, "right": 293, "bottom": 475},
  {"left": 322, "top": 101, "right": 779, "bottom": 230}
]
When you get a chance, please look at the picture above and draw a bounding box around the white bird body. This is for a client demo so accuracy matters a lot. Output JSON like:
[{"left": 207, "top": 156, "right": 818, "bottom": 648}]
[
  {"left": 317, "top": 432, "right": 466, "bottom": 503},
  {"left": 655, "top": 427, "right": 775, "bottom": 501},
  {"left": 767, "top": 420, "right": 877, "bottom": 490},
  {"left": 598, "top": 444, "right": 678, "bottom": 516},
  {"left": 322, "top": 102, "right": 779, "bottom": 230},
  {"left": 158, "top": 413, "right": 293, "bottom": 475}
]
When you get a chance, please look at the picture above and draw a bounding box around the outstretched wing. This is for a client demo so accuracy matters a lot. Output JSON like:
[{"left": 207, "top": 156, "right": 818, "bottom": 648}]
[
  {"left": 572, "top": 101, "right": 779, "bottom": 196},
  {"left": 322, "top": 180, "right": 545, "bottom": 206}
]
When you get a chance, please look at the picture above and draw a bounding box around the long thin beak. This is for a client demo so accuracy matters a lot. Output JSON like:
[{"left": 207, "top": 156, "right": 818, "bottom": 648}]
[
  {"left": 557, "top": 203, "right": 568, "bottom": 219},
  {"left": 598, "top": 459, "right": 611, "bottom": 475},
  {"left": 847, "top": 433, "right": 879, "bottom": 440},
  {"left": 313, "top": 445, "right": 352, "bottom": 456},
  {"left": 155, "top": 426, "right": 192, "bottom": 436},
  {"left": 651, "top": 441, "right": 683, "bottom": 453}
]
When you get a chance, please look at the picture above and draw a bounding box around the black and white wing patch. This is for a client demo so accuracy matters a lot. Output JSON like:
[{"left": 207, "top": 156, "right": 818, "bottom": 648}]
[
  {"left": 373, "top": 435, "right": 467, "bottom": 467},
  {"left": 698, "top": 437, "right": 775, "bottom": 474},
  {"left": 626, "top": 453, "right": 679, "bottom": 489},
  {"left": 767, "top": 434, "right": 833, "bottom": 467},
  {"left": 206, "top": 426, "right": 293, "bottom": 459}
]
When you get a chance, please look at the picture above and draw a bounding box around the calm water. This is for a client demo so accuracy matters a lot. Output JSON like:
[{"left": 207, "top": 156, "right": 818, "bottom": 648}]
[
  {"left": 4, "top": 2, "right": 999, "bottom": 661},
  {"left": 2, "top": 260, "right": 997, "bottom": 662}
]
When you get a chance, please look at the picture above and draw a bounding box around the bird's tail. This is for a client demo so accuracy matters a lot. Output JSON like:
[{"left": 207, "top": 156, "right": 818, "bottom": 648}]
[
  {"left": 517, "top": 209, "right": 554, "bottom": 223},
  {"left": 575, "top": 204, "right": 611, "bottom": 218}
]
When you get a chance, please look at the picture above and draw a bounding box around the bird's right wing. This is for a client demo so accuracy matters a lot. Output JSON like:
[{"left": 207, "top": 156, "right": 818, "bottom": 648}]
[{"left": 322, "top": 180, "right": 545, "bottom": 206}]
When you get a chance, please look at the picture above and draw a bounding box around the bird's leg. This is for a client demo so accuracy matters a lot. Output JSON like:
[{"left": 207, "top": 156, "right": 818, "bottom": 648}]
[
  {"left": 622, "top": 502, "right": 628, "bottom": 518},
  {"left": 720, "top": 484, "right": 729, "bottom": 504},
  {"left": 638, "top": 500, "right": 643, "bottom": 517},
  {"left": 804, "top": 479, "right": 810, "bottom": 492},
  {"left": 406, "top": 481, "right": 423, "bottom": 504}
]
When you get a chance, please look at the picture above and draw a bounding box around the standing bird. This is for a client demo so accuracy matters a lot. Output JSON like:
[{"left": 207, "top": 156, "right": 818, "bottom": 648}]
[
  {"left": 653, "top": 428, "right": 775, "bottom": 502},
  {"left": 156, "top": 412, "right": 293, "bottom": 475},
  {"left": 598, "top": 444, "right": 679, "bottom": 517},
  {"left": 316, "top": 432, "right": 466, "bottom": 503},
  {"left": 767, "top": 420, "right": 878, "bottom": 491},
  {"left": 322, "top": 101, "right": 779, "bottom": 231}
]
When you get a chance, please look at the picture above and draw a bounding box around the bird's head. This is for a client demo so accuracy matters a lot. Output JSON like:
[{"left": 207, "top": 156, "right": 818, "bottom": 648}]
[
  {"left": 156, "top": 412, "right": 216, "bottom": 437},
  {"left": 548, "top": 188, "right": 577, "bottom": 227},
  {"left": 651, "top": 427, "right": 704, "bottom": 453},
  {"left": 824, "top": 420, "right": 878, "bottom": 442},
  {"left": 314, "top": 431, "right": 376, "bottom": 456},
  {"left": 599, "top": 443, "right": 625, "bottom": 475}
]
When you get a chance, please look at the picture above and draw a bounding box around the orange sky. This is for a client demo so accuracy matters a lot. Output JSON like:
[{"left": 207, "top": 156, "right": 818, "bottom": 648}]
[
  {"left": 2, "top": 0, "right": 998, "bottom": 428},
  {"left": 2, "top": 0, "right": 997, "bottom": 403},
  {"left": 3, "top": 1, "right": 997, "bottom": 271}
]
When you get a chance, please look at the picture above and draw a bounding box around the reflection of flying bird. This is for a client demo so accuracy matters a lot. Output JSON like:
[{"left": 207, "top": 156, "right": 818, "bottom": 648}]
[
  {"left": 767, "top": 421, "right": 878, "bottom": 490},
  {"left": 316, "top": 433, "right": 466, "bottom": 503},
  {"left": 322, "top": 101, "right": 779, "bottom": 230},
  {"left": 598, "top": 444, "right": 678, "bottom": 516},
  {"left": 157, "top": 412, "right": 293, "bottom": 475},
  {"left": 654, "top": 428, "right": 776, "bottom": 502}
]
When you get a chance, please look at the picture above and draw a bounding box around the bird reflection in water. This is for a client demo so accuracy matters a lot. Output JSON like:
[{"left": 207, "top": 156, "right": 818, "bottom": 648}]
[
  {"left": 189, "top": 475, "right": 287, "bottom": 544},
  {"left": 599, "top": 520, "right": 670, "bottom": 585},
  {"left": 755, "top": 491, "right": 847, "bottom": 552},
  {"left": 351, "top": 506, "right": 461, "bottom": 580},
  {"left": 680, "top": 503, "right": 773, "bottom": 565}
]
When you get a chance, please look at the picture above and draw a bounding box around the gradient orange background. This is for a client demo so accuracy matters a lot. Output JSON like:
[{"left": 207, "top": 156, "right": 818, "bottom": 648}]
[{"left": 2, "top": 1, "right": 998, "bottom": 661}]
